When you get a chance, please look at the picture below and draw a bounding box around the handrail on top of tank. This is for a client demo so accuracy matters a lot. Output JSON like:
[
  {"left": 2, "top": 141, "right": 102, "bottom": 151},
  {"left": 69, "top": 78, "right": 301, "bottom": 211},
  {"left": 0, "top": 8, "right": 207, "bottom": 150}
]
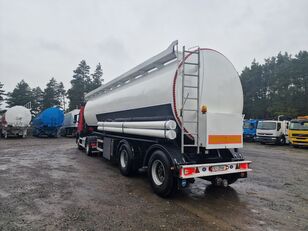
[{"left": 85, "top": 40, "right": 179, "bottom": 101}]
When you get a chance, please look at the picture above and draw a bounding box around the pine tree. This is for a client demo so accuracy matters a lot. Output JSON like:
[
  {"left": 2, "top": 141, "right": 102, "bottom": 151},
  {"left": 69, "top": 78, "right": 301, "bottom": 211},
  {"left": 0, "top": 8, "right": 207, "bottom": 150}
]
[
  {"left": 31, "top": 87, "right": 43, "bottom": 115},
  {"left": 240, "top": 50, "right": 308, "bottom": 119},
  {"left": 90, "top": 63, "right": 104, "bottom": 91},
  {"left": 67, "top": 60, "right": 91, "bottom": 110},
  {"left": 42, "top": 78, "right": 62, "bottom": 109},
  {"left": 6, "top": 80, "right": 33, "bottom": 107},
  {"left": 57, "top": 82, "right": 66, "bottom": 110},
  {"left": 0, "top": 81, "right": 5, "bottom": 107}
]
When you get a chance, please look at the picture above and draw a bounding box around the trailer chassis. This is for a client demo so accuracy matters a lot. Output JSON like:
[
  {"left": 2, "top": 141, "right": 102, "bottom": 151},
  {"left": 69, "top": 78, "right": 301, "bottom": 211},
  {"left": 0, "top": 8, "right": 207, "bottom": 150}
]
[{"left": 76, "top": 131, "right": 251, "bottom": 197}]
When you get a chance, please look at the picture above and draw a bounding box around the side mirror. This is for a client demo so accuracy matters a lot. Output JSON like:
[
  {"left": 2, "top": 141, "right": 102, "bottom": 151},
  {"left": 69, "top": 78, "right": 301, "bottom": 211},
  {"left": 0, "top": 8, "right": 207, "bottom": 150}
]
[{"left": 277, "top": 123, "right": 281, "bottom": 131}]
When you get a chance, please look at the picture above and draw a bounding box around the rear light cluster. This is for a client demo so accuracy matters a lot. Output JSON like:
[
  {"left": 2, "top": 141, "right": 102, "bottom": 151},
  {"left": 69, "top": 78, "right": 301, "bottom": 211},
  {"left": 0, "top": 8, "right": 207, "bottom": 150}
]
[
  {"left": 180, "top": 162, "right": 250, "bottom": 177},
  {"left": 237, "top": 163, "right": 249, "bottom": 169},
  {"left": 180, "top": 167, "right": 199, "bottom": 177}
]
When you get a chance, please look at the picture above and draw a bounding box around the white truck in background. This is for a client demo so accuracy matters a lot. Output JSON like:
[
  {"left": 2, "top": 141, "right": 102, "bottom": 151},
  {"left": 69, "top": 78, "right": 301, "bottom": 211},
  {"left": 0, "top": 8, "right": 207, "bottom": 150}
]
[
  {"left": 256, "top": 119, "right": 289, "bottom": 145},
  {"left": 60, "top": 109, "right": 80, "bottom": 137},
  {"left": 0, "top": 106, "right": 32, "bottom": 138}
]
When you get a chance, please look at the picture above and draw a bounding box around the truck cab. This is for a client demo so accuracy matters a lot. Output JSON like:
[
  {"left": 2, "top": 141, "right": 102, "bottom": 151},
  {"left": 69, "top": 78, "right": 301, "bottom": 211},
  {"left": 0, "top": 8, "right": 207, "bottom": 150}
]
[
  {"left": 243, "top": 119, "right": 258, "bottom": 141},
  {"left": 256, "top": 120, "right": 289, "bottom": 145},
  {"left": 288, "top": 116, "right": 308, "bottom": 147}
]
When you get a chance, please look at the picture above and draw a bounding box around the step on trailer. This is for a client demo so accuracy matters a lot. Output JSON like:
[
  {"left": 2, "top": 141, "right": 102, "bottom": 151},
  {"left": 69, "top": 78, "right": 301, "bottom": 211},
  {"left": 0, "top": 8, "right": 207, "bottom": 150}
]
[{"left": 76, "top": 41, "right": 251, "bottom": 197}]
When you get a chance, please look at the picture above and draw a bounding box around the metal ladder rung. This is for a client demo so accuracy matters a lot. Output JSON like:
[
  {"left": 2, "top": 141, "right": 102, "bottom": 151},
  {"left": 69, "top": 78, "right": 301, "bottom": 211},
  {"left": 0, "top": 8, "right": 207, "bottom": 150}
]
[
  {"left": 183, "top": 73, "right": 199, "bottom": 77},
  {"left": 182, "top": 109, "right": 198, "bottom": 111},
  {"left": 183, "top": 144, "right": 198, "bottom": 147},
  {"left": 184, "top": 62, "right": 199, "bottom": 66},
  {"left": 186, "top": 97, "right": 198, "bottom": 100},
  {"left": 183, "top": 85, "right": 198, "bottom": 88},
  {"left": 184, "top": 50, "right": 199, "bottom": 54}
]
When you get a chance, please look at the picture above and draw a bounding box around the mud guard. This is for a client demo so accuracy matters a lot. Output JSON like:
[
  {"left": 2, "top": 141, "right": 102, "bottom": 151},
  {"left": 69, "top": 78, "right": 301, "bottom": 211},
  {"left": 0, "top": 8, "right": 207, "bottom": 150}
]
[{"left": 144, "top": 143, "right": 185, "bottom": 170}]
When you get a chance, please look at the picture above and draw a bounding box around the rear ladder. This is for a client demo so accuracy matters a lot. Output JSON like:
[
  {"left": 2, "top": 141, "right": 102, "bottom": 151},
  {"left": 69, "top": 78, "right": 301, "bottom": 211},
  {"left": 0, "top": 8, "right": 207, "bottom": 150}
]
[{"left": 180, "top": 46, "right": 201, "bottom": 154}]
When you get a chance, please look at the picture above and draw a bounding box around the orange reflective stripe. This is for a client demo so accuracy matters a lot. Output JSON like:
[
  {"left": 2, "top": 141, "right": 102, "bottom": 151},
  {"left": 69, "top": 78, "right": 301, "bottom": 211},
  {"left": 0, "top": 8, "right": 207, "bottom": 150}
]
[{"left": 208, "top": 135, "right": 242, "bottom": 144}]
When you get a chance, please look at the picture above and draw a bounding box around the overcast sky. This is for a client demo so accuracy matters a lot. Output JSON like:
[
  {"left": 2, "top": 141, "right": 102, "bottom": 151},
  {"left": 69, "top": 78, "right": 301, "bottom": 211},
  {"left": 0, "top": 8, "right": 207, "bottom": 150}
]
[{"left": 0, "top": 0, "right": 307, "bottom": 93}]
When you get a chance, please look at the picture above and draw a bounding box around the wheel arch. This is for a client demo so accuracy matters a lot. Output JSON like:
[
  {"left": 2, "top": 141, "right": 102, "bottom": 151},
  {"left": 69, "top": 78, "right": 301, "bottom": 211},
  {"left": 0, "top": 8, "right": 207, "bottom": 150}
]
[
  {"left": 116, "top": 139, "right": 140, "bottom": 162},
  {"left": 143, "top": 143, "right": 183, "bottom": 168}
]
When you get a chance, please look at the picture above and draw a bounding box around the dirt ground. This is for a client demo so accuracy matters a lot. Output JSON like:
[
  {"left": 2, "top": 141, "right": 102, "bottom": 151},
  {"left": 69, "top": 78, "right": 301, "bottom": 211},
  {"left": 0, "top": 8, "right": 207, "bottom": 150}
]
[{"left": 0, "top": 137, "right": 307, "bottom": 231}]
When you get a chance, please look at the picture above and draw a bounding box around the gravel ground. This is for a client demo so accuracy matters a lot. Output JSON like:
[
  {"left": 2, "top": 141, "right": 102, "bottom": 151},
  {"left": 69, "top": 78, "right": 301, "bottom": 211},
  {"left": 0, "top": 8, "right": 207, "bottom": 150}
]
[{"left": 0, "top": 137, "right": 307, "bottom": 231}]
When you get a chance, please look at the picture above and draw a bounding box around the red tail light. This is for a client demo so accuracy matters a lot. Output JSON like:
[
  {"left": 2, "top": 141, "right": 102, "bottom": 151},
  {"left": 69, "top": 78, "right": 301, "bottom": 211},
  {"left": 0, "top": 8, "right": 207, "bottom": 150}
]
[
  {"left": 238, "top": 163, "right": 249, "bottom": 169},
  {"left": 181, "top": 167, "right": 198, "bottom": 176}
]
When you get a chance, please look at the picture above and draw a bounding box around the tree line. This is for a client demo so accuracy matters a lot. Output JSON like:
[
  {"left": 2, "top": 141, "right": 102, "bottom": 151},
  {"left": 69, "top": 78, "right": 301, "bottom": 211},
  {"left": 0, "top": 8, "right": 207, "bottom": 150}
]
[
  {"left": 1, "top": 51, "right": 307, "bottom": 118},
  {"left": 0, "top": 60, "right": 103, "bottom": 115},
  {"left": 241, "top": 50, "right": 308, "bottom": 119}
]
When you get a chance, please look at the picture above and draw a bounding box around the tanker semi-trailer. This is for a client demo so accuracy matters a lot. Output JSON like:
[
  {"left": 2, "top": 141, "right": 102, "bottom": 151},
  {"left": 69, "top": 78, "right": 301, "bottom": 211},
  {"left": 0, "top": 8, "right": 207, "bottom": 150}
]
[
  {"left": 76, "top": 40, "right": 252, "bottom": 197},
  {"left": 0, "top": 105, "right": 32, "bottom": 138},
  {"left": 32, "top": 107, "right": 64, "bottom": 137}
]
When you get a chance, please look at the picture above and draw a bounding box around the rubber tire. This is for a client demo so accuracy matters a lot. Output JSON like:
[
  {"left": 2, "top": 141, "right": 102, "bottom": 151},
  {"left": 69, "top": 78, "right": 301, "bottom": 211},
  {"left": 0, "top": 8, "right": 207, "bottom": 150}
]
[
  {"left": 148, "top": 150, "right": 177, "bottom": 198},
  {"left": 86, "top": 142, "right": 92, "bottom": 156},
  {"left": 77, "top": 140, "right": 83, "bottom": 150},
  {"left": 118, "top": 143, "right": 134, "bottom": 176},
  {"left": 278, "top": 136, "right": 285, "bottom": 145}
]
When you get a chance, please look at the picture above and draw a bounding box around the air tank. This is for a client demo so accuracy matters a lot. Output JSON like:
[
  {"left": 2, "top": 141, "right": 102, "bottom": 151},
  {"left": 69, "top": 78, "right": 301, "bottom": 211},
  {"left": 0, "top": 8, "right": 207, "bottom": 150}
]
[
  {"left": 84, "top": 41, "right": 244, "bottom": 149},
  {"left": 0, "top": 105, "right": 31, "bottom": 138},
  {"left": 32, "top": 107, "right": 64, "bottom": 137}
]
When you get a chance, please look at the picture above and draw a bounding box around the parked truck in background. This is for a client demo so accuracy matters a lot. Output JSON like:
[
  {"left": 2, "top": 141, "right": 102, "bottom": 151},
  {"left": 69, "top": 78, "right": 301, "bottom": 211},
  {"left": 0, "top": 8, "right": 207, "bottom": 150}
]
[
  {"left": 256, "top": 119, "right": 289, "bottom": 145},
  {"left": 0, "top": 105, "right": 31, "bottom": 138},
  {"left": 60, "top": 109, "right": 79, "bottom": 137},
  {"left": 288, "top": 116, "right": 308, "bottom": 147},
  {"left": 243, "top": 119, "right": 258, "bottom": 141},
  {"left": 32, "top": 107, "right": 64, "bottom": 137},
  {"left": 76, "top": 41, "right": 251, "bottom": 197}
]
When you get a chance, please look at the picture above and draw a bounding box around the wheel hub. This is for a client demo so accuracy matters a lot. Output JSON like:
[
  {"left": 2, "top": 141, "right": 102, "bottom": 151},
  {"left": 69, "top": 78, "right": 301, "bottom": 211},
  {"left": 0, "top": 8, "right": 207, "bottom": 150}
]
[
  {"left": 120, "top": 149, "right": 128, "bottom": 168},
  {"left": 151, "top": 160, "right": 165, "bottom": 186}
]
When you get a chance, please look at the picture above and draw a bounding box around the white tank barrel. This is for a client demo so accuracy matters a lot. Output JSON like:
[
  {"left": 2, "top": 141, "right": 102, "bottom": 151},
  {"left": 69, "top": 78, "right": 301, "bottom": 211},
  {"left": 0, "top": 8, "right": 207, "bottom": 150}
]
[
  {"left": 85, "top": 41, "right": 243, "bottom": 149},
  {"left": 3, "top": 106, "right": 31, "bottom": 127},
  {"left": 1, "top": 105, "right": 31, "bottom": 138}
]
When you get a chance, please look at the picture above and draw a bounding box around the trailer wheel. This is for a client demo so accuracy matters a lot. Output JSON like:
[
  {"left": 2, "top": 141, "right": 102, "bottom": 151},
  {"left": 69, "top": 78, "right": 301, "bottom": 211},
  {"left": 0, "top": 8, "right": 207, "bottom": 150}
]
[
  {"left": 118, "top": 143, "right": 134, "bottom": 176},
  {"left": 77, "top": 139, "right": 83, "bottom": 150},
  {"left": 148, "top": 150, "right": 177, "bottom": 197},
  {"left": 278, "top": 136, "right": 285, "bottom": 145},
  {"left": 86, "top": 142, "right": 92, "bottom": 156}
]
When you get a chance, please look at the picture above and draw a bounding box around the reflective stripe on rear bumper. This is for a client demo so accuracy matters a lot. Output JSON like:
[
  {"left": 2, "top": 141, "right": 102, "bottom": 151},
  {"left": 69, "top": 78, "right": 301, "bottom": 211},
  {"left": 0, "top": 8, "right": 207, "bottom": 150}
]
[{"left": 179, "top": 160, "right": 252, "bottom": 179}]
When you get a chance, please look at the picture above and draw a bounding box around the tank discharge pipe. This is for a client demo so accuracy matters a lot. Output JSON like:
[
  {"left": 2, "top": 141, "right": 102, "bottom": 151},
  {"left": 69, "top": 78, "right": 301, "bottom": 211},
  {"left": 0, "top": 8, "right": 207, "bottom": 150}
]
[{"left": 97, "top": 120, "right": 177, "bottom": 140}]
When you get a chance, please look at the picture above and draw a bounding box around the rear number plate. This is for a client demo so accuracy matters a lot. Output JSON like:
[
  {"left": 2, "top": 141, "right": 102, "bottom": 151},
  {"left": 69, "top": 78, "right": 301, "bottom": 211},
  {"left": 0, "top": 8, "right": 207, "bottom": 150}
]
[{"left": 210, "top": 165, "right": 228, "bottom": 172}]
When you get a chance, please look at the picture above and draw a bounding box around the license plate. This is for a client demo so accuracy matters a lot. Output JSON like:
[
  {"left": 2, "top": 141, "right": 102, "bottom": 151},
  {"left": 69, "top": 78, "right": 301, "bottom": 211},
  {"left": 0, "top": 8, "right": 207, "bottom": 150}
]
[{"left": 210, "top": 165, "right": 228, "bottom": 172}]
